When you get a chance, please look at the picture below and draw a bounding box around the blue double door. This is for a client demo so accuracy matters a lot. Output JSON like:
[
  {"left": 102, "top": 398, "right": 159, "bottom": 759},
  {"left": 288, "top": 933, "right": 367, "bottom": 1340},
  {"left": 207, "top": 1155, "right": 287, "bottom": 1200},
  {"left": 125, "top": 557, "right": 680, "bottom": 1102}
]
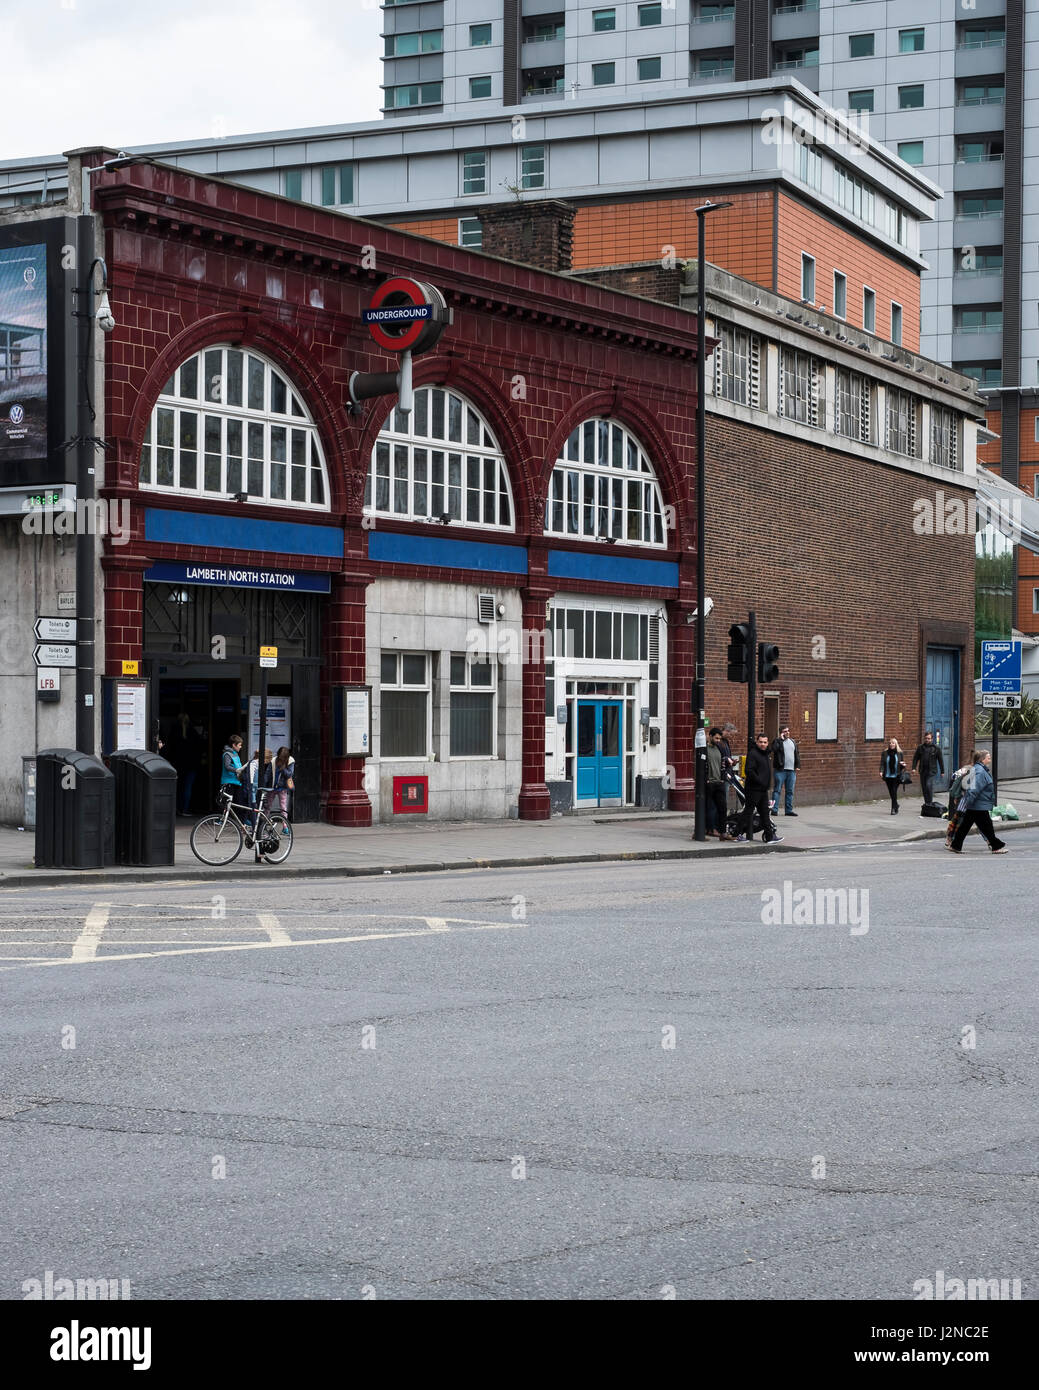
[
  {"left": 924, "top": 647, "right": 959, "bottom": 793},
  {"left": 575, "top": 700, "right": 623, "bottom": 806}
]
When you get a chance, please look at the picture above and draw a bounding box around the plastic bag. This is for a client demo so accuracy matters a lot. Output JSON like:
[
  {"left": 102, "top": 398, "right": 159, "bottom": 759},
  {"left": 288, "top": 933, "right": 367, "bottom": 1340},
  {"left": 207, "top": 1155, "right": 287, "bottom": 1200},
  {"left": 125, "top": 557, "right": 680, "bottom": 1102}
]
[{"left": 993, "top": 803, "right": 1020, "bottom": 822}]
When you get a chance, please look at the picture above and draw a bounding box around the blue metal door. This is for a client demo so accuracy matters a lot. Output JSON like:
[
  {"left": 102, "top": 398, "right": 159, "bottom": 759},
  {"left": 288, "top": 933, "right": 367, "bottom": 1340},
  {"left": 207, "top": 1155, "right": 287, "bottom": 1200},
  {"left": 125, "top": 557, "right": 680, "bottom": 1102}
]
[
  {"left": 925, "top": 647, "right": 959, "bottom": 793},
  {"left": 575, "top": 700, "right": 623, "bottom": 805}
]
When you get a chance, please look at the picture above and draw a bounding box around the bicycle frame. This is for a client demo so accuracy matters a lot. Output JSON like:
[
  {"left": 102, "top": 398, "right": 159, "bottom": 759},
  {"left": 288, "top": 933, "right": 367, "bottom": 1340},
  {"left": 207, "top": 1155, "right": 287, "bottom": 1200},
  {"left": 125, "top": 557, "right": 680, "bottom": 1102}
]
[{"left": 217, "top": 788, "right": 279, "bottom": 846}]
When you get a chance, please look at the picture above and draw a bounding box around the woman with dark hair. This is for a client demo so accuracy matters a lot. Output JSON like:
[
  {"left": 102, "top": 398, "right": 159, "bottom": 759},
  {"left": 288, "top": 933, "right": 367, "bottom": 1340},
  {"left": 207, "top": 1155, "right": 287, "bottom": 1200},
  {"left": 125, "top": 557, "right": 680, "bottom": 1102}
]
[
  {"left": 880, "top": 737, "right": 906, "bottom": 815},
  {"left": 274, "top": 746, "right": 295, "bottom": 823}
]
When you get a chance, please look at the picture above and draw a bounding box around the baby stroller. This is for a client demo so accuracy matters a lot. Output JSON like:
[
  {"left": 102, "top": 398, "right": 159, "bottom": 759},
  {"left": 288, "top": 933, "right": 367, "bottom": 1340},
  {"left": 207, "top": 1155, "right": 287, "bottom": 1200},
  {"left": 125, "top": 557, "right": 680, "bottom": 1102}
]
[{"left": 725, "top": 768, "right": 765, "bottom": 838}]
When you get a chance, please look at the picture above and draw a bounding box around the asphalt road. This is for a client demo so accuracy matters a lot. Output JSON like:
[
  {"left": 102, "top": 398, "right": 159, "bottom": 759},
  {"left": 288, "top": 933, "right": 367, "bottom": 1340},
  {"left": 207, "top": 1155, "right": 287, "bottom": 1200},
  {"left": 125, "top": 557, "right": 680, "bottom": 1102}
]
[{"left": 1, "top": 835, "right": 1036, "bottom": 1301}]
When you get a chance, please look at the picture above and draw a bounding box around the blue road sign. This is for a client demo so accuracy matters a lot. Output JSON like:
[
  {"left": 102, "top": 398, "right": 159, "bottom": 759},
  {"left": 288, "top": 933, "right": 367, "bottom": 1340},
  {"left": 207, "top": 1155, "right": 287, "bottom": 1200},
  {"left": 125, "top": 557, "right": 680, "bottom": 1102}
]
[{"left": 981, "top": 640, "right": 1022, "bottom": 694}]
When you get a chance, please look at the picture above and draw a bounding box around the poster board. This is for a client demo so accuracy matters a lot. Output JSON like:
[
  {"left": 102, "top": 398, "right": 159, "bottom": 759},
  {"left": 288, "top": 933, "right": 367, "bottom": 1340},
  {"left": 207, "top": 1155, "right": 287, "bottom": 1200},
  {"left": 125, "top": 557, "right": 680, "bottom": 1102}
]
[
  {"left": 865, "top": 691, "right": 886, "bottom": 742},
  {"left": 816, "top": 690, "right": 838, "bottom": 742},
  {"left": 248, "top": 696, "right": 291, "bottom": 754}
]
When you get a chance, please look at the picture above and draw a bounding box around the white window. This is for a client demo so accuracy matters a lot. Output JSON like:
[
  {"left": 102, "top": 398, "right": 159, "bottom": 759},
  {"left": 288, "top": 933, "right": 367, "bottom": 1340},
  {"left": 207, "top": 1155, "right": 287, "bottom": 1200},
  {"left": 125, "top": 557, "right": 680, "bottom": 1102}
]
[
  {"left": 365, "top": 387, "right": 514, "bottom": 529},
  {"left": 139, "top": 346, "right": 329, "bottom": 509},
  {"left": 545, "top": 419, "right": 667, "bottom": 546},
  {"left": 886, "top": 387, "right": 917, "bottom": 456},
  {"left": 462, "top": 150, "right": 487, "bottom": 195},
  {"left": 1033, "top": 587, "right": 1039, "bottom": 614},
  {"left": 863, "top": 286, "right": 876, "bottom": 333},
  {"left": 449, "top": 653, "right": 496, "bottom": 757},
  {"left": 1034, "top": 417, "right": 1039, "bottom": 444},
  {"left": 714, "top": 323, "right": 761, "bottom": 408},
  {"left": 801, "top": 253, "right": 815, "bottom": 302},
  {"left": 798, "top": 144, "right": 822, "bottom": 190},
  {"left": 833, "top": 270, "right": 847, "bottom": 320},
  {"left": 521, "top": 144, "right": 546, "bottom": 189},
  {"left": 931, "top": 405, "right": 959, "bottom": 470},
  {"left": 380, "top": 652, "right": 431, "bottom": 759},
  {"left": 891, "top": 301, "right": 904, "bottom": 347},
  {"left": 458, "top": 217, "right": 482, "bottom": 248},
  {"left": 779, "top": 348, "right": 822, "bottom": 427},
  {"left": 836, "top": 368, "right": 871, "bottom": 443}
]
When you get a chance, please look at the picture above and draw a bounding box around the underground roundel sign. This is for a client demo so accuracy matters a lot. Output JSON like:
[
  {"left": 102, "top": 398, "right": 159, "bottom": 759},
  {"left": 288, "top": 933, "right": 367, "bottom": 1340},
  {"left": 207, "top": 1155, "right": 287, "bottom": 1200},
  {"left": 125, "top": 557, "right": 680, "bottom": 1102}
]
[{"left": 362, "top": 277, "right": 450, "bottom": 355}]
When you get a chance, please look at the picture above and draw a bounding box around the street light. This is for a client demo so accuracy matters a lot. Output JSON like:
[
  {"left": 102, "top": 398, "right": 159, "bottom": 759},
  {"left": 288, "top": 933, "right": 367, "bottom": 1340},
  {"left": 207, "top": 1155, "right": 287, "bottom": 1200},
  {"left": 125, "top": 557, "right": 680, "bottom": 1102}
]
[{"left": 692, "top": 200, "right": 731, "bottom": 842}]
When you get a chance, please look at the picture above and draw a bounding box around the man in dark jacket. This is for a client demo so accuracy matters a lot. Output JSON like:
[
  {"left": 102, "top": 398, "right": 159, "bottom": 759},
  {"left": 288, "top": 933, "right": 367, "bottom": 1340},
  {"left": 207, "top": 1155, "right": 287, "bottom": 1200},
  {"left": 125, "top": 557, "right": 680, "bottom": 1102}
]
[
  {"left": 770, "top": 724, "right": 801, "bottom": 816},
  {"left": 736, "top": 733, "right": 782, "bottom": 843},
  {"left": 912, "top": 731, "right": 945, "bottom": 805}
]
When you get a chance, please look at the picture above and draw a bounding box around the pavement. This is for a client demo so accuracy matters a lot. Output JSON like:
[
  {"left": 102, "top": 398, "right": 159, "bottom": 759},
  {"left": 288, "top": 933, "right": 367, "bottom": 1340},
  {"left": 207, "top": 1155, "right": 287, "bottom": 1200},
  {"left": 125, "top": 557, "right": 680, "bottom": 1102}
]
[{"left": 6, "top": 777, "right": 1039, "bottom": 889}]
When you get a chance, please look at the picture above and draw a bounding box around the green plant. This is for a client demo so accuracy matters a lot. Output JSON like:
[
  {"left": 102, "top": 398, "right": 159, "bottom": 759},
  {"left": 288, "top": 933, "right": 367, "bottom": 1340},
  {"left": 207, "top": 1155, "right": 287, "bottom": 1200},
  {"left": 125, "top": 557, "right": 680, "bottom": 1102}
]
[{"left": 975, "top": 694, "right": 1039, "bottom": 738}]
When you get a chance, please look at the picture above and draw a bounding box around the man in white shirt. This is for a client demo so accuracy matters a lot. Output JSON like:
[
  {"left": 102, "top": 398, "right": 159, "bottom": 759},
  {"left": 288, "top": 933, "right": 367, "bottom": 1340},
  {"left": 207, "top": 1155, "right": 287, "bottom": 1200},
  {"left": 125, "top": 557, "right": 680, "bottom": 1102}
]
[{"left": 771, "top": 725, "right": 801, "bottom": 816}]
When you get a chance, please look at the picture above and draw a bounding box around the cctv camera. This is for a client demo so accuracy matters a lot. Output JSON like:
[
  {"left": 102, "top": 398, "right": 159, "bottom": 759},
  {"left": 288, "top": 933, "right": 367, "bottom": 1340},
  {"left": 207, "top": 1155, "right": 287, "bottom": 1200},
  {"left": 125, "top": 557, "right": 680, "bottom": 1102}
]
[{"left": 95, "top": 291, "right": 116, "bottom": 333}]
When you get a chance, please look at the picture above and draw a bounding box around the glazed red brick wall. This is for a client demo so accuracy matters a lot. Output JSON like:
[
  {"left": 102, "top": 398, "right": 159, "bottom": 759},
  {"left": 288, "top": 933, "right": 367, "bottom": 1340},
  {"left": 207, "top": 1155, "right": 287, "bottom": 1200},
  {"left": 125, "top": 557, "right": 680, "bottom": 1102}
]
[
  {"left": 702, "top": 413, "right": 975, "bottom": 801},
  {"left": 776, "top": 193, "right": 921, "bottom": 351}
]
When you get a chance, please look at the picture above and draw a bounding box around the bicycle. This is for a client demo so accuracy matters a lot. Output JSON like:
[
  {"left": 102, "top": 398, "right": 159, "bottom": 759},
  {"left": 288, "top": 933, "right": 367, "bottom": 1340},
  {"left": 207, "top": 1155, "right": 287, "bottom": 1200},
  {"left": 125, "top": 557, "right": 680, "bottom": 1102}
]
[{"left": 189, "top": 787, "right": 293, "bottom": 866}]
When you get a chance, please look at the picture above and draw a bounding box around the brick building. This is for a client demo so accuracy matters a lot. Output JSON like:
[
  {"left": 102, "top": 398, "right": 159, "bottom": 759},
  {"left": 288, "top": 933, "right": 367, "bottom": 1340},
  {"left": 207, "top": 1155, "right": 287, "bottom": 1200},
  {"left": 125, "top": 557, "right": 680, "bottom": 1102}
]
[{"left": 0, "top": 150, "right": 982, "bottom": 824}]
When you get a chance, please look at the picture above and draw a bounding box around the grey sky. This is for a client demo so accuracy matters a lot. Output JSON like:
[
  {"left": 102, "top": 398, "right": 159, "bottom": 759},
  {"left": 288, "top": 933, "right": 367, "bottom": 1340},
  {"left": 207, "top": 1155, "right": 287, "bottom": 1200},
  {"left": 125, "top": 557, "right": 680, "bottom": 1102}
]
[{"left": 0, "top": 0, "right": 384, "bottom": 160}]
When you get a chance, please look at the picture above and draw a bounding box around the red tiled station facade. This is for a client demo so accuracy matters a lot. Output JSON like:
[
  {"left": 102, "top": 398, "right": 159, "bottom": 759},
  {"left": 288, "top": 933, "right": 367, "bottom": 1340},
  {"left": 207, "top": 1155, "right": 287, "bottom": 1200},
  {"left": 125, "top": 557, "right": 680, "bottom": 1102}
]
[{"left": 91, "top": 155, "right": 704, "bottom": 825}]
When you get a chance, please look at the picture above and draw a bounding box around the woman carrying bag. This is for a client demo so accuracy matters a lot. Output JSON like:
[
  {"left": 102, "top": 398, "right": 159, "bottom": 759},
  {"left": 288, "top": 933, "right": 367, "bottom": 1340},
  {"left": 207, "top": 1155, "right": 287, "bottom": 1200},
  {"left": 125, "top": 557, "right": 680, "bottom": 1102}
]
[
  {"left": 274, "top": 747, "right": 295, "bottom": 830},
  {"left": 880, "top": 737, "right": 908, "bottom": 815}
]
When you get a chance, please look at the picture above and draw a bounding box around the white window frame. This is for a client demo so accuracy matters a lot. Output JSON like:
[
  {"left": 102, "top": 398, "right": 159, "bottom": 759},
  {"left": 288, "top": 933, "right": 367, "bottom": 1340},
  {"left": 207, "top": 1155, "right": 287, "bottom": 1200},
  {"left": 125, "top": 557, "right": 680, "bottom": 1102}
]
[
  {"left": 1033, "top": 587, "right": 1039, "bottom": 614},
  {"left": 801, "top": 253, "right": 816, "bottom": 303},
  {"left": 139, "top": 346, "right": 330, "bottom": 511},
  {"left": 365, "top": 386, "right": 514, "bottom": 530},
  {"left": 833, "top": 270, "right": 847, "bottom": 320},
  {"left": 521, "top": 144, "right": 546, "bottom": 189},
  {"left": 798, "top": 144, "right": 822, "bottom": 190},
  {"left": 461, "top": 150, "right": 487, "bottom": 196},
  {"left": 458, "top": 217, "right": 482, "bottom": 249},
  {"left": 449, "top": 653, "right": 498, "bottom": 760},
  {"left": 891, "top": 301, "right": 904, "bottom": 346},
  {"left": 379, "top": 652, "right": 432, "bottom": 761},
  {"left": 863, "top": 286, "right": 876, "bottom": 333},
  {"left": 545, "top": 419, "right": 667, "bottom": 548}
]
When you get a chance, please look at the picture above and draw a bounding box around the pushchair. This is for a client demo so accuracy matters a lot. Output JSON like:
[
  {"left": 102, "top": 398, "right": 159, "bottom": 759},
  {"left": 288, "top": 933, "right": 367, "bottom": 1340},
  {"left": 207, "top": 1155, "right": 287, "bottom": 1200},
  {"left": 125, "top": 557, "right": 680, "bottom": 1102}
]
[{"left": 724, "top": 768, "right": 765, "bottom": 838}]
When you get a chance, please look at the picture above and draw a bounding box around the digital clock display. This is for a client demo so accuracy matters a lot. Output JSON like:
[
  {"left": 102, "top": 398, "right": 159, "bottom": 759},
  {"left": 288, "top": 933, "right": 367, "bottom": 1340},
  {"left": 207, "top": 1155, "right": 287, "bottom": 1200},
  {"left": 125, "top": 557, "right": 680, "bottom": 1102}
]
[{"left": 25, "top": 490, "right": 62, "bottom": 508}]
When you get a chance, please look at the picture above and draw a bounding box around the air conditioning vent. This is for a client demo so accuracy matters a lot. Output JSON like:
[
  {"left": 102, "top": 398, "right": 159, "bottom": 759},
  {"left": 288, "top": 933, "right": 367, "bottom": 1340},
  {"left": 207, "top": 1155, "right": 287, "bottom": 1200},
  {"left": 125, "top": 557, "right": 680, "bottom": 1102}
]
[
  {"left": 477, "top": 593, "right": 496, "bottom": 624},
  {"left": 648, "top": 616, "right": 659, "bottom": 662}
]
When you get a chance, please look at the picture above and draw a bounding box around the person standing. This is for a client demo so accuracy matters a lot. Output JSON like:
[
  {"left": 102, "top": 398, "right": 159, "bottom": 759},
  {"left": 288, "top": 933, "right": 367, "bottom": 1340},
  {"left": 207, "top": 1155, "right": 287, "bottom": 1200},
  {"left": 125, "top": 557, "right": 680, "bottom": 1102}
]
[
  {"left": 948, "top": 751, "right": 1008, "bottom": 854},
  {"left": 880, "top": 737, "right": 906, "bottom": 815},
  {"left": 735, "top": 732, "right": 782, "bottom": 844},
  {"left": 273, "top": 747, "right": 295, "bottom": 825},
  {"left": 703, "top": 728, "right": 733, "bottom": 840},
  {"left": 912, "top": 730, "right": 945, "bottom": 806},
  {"left": 220, "top": 734, "right": 248, "bottom": 813},
  {"left": 770, "top": 724, "right": 801, "bottom": 816}
]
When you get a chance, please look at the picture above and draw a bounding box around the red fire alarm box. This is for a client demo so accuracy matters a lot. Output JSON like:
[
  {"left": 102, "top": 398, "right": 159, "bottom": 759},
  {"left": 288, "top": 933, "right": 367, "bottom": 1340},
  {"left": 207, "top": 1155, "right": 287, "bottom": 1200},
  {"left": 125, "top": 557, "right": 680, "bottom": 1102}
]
[{"left": 392, "top": 775, "right": 428, "bottom": 814}]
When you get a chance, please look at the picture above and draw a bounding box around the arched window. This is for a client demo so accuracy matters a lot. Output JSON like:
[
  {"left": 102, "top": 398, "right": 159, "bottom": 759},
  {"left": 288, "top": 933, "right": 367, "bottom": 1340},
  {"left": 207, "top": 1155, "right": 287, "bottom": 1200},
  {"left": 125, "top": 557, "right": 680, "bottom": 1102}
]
[
  {"left": 546, "top": 418, "right": 666, "bottom": 546},
  {"left": 365, "top": 386, "right": 514, "bottom": 529},
  {"left": 138, "top": 346, "right": 330, "bottom": 510}
]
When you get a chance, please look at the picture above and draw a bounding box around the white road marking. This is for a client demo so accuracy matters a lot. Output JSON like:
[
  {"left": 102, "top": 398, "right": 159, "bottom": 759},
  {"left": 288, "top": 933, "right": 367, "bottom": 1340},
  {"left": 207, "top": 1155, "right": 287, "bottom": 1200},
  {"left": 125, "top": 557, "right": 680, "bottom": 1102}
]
[
  {"left": 422, "top": 917, "right": 449, "bottom": 931},
  {"left": 258, "top": 912, "right": 291, "bottom": 945},
  {"left": 70, "top": 903, "right": 110, "bottom": 962},
  {"left": 0, "top": 917, "right": 522, "bottom": 971}
]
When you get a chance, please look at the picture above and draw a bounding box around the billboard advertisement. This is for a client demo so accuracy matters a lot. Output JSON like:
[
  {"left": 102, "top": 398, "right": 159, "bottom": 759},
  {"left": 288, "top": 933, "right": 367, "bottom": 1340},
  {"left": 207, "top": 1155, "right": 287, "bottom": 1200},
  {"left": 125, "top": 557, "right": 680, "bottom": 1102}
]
[
  {"left": 0, "top": 240, "right": 47, "bottom": 462},
  {"left": 0, "top": 217, "right": 75, "bottom": 491}
]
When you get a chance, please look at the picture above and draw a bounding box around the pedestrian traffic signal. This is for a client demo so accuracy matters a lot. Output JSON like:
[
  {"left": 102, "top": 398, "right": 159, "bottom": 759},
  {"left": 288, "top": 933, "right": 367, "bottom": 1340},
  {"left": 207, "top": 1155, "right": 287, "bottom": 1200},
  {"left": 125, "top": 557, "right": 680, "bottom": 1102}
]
[
  {"left": 758, "top": 642, "right": 780, "bottom": 683},
  {"left": 727, "top": 622, "right": 751, "bottom": 683}
]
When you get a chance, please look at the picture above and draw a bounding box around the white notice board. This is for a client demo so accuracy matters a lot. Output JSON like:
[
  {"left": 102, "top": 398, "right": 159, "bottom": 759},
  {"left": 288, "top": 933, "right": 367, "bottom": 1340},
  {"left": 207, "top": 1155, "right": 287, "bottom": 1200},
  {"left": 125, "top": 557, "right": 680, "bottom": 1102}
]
[
  {"left": 865, "top": 691, "right": 886, "bottom": 741},
  {"left": 115, "top": 682, "right": 148, "bottom": 750},
  {"left": 346, "top": 688, "right": 371, "bottom": 757},
  {"left": 816, "top": 690, "right": 838, "bottom": 742},
  {"left": 248, "top": 697, "right": 291, "bottom": 753}
]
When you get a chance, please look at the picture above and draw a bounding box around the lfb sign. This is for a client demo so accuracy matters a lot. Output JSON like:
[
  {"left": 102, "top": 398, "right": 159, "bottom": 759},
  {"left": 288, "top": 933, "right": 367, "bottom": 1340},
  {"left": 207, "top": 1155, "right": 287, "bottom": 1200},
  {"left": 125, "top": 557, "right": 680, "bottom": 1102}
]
[{"left": 362, "top": 277, "right": 451, "bottom": 355}]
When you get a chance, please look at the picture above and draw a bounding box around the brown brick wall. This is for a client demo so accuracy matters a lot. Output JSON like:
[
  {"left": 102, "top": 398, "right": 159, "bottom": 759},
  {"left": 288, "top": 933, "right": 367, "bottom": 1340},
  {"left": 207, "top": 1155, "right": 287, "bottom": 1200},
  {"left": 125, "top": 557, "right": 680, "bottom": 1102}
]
[{"left": 702, "top": 412, "right": 976, "bottom": 800}]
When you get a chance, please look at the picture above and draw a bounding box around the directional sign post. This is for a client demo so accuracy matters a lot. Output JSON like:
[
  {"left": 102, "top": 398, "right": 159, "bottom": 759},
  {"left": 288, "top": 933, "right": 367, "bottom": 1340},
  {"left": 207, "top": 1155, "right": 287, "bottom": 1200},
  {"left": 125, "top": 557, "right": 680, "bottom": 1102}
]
[
  {"left": 34, "top": 643, "right": 76, "bottom": 668},
  {"left": 34, "top": 616, "right": 76, "bottom": 643},
  {"left": 981, "top": 640, "right": 1023, "bottom": 804}
]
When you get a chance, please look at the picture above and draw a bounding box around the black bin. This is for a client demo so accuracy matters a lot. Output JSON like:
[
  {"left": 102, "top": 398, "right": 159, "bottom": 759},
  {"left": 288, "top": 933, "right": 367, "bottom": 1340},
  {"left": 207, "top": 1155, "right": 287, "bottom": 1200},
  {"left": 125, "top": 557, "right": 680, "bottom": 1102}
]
[
  {"left": 109, "top": 750, "right": 178, "bottom": 866},
  {"left": 35, "top": 750, "right": 115, "bottom": 869}
]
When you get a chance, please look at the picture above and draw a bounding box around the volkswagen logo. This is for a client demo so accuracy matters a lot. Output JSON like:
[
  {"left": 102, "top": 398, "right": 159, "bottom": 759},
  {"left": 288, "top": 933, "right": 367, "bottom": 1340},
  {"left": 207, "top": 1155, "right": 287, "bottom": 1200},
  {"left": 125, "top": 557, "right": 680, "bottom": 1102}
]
[{"left": 8, "top": 404, "right": 24, "bottom": 425}]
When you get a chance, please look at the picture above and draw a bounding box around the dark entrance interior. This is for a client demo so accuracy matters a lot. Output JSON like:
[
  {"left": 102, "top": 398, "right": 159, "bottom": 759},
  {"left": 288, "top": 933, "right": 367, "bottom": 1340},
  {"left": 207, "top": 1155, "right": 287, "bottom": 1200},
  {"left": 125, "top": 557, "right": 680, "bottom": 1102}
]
[{"left": 158, "top": 678, "right": 239, "bottom": 817}]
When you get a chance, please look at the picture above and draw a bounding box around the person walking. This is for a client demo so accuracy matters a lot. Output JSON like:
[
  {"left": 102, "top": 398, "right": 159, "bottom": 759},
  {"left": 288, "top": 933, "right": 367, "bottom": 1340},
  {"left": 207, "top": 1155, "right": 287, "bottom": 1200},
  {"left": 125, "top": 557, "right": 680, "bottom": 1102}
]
[
  {"left": 880, "top": 737, "right": 906, "bottom": 814},
  {"left": 273, "top": 746, "right": 295, "bottom": 827},
  {"left": 703, "top": 728, "right": 733, "bottom": 840},
  {"left": 770, "top": 723, "right": 801, "bottom": 816},
  {"left": 735, "top": 732, "right": 782, "bottom": 844},
  {"left": 948, "top": 751, "right": 1008, "bottom": 854},
  {"left": 912, "top": 730, "right": 945, "bottom": 806},
  {"left": 944, "top": 755, "right": 974, "bottom": 849}
]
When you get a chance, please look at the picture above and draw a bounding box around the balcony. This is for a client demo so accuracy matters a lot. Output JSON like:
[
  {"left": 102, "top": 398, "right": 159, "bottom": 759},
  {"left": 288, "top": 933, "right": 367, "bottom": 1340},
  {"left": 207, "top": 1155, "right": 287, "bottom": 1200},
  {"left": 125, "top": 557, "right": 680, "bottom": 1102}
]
[
  {"left": 521, "top": 38, "right": 564, "bottom": 68},
  {"left": 772, "top": 7, "right": 821, "bottom": 44},
  {"left": 952, "top": 329, "right": 1003, "bottom": 361},
  {"left": 953, "top": 158, "right": 1005, "bottom": 192},
  {"left": 956, "top": 43, "right": 1006, "bottom": 79},
  {"left": 954, "top": 100, "right": 1006, "bottom": 136},
  {"left": 689, "top": 18, "right": 734, "bottom": 49},
  {"left": 952, "top": 271, "right": 1003, "bottom": 305}
]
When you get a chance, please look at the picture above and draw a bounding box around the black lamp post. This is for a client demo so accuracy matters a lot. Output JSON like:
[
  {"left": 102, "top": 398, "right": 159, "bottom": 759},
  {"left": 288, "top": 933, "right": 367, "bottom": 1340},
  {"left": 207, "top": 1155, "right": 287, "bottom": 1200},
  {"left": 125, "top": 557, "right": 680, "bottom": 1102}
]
[{"left": 692, "top": 200, "right": 731, "bottom": 841}]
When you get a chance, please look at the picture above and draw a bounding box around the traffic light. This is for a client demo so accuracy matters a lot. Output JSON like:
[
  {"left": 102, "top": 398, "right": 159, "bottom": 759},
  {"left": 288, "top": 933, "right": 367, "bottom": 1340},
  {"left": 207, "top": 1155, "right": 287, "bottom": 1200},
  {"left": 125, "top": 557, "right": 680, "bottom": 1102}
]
[
  {"left": 727, "top": 622, "right": 751, "bottom": 683},
  {"left": 758, "top": 642, "right": 780, "bottom": 684}
]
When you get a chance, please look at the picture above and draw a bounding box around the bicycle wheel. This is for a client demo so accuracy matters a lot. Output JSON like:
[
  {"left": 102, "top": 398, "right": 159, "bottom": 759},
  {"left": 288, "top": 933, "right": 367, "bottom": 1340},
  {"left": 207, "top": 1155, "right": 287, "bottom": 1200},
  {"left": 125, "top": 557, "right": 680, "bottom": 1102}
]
[
  {"left": 189, "top": 814, "right": 244, "bottom": 865},
  {"left": 260, "top": 814, "right": 293, "bottom": 863}
]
